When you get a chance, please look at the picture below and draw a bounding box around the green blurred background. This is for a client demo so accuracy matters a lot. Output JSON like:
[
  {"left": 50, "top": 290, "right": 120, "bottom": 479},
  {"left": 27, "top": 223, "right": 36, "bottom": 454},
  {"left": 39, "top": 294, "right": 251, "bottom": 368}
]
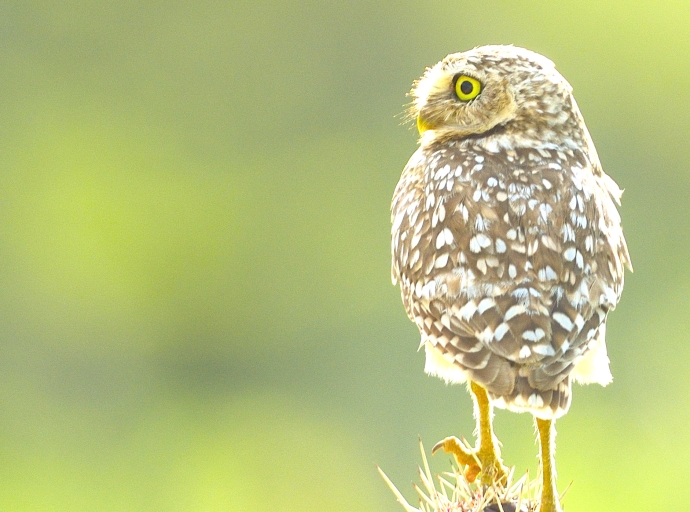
[{"left": 0, "top": 1, "right": 688, "bottom": 510}]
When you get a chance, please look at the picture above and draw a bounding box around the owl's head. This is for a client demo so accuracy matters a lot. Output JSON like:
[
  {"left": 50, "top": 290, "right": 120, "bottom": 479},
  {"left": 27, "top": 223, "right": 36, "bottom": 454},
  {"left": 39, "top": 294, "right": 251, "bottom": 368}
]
[{"left": 411, "top": 46, "right": 583, "bottom": 147}]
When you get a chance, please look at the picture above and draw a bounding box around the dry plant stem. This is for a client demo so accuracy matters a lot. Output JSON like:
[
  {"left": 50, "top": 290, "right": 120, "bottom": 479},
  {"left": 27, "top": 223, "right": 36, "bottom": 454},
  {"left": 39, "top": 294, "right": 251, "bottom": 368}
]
[
  {"left": 378, "top": 438, "right": 540, "bottom": 512},
  {"left": 536, "top": 418, "right": 562, "bottom": 512},
  {"left": 433, "top": 382, "right": 508, "bottom": 486}
]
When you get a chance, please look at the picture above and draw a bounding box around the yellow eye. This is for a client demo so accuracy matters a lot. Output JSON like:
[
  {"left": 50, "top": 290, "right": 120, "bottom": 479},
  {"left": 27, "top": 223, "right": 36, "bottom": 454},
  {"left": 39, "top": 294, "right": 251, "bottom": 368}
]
[{"left": 454, "top": 75, "right": 482, "bottom": 101}]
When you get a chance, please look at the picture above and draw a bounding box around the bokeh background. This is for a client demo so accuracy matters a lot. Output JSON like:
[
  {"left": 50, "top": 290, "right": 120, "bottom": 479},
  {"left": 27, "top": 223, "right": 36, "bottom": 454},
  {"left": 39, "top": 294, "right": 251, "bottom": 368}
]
[{"left": 0, "top": 1, "right": 688, "bottom": 510}]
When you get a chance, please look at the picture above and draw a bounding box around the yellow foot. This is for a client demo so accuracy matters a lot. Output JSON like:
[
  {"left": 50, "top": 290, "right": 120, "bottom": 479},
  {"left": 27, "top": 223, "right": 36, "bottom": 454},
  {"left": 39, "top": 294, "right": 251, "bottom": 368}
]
[{"left": 431, "top": 435, "right": 508, "bottom": 486}]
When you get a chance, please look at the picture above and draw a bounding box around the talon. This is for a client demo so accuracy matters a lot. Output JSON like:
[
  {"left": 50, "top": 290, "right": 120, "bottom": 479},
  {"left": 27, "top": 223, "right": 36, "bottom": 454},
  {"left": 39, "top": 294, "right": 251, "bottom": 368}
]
[
  {"left": 432, "top": 383, "right": 510, "bottom": 487},
  {"left": 431, "top": 435, "right": 482, "bottom": 482},
  {"left": 431, "top": 436, "right": 462, "bottom": 456},
  {"left": 431, "top": 436, "right": 475, "bottom": 464},
  {"left": 430, "top": 438, "right": 445, "bottom": 455}
]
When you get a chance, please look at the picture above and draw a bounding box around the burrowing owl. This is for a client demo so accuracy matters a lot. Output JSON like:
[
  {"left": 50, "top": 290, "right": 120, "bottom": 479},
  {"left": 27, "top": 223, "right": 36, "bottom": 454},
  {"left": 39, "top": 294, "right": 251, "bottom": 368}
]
[{"left": 391, "top": 46, "right": 631, "bottom": 511}]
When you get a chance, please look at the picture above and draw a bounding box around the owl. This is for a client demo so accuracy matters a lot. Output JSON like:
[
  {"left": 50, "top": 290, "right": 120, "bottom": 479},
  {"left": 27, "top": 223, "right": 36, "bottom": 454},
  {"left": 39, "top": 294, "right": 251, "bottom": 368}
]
[{"left": 391, "top": 46, "right": 631, "bottom": 512}]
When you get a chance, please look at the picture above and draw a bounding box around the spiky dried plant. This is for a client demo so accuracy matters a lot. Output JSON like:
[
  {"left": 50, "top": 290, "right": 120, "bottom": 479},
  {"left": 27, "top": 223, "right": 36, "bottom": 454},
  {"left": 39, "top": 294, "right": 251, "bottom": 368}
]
[{"left": 378, "top": 439, "right": 556, "bottom": 512}]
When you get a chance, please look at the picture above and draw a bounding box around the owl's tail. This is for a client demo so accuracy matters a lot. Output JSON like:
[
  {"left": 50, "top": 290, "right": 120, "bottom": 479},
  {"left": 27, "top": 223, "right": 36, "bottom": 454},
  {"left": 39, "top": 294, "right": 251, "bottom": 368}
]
[{"left": 489, "top": 375, "right": 572, "bottom": 420}]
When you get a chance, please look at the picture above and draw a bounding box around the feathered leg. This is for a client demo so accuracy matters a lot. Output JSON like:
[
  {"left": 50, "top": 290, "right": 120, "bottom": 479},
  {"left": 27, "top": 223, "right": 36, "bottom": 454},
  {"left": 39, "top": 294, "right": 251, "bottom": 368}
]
[{"left": 536, "top": 417, "right": 563, "bottom": 512}]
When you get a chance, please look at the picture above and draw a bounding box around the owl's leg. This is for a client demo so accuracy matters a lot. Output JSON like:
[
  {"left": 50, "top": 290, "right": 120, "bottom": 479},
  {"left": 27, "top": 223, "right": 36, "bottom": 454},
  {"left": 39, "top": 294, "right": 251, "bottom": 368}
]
[
  {"left": 471, "top": 381, "right": 508, "bottom": 485},
  {"left": 432, "top": 381, "right": 508, "bottom": 486},
  {"left": 536, "top": 417, "right": 563, "bottom": 512}
]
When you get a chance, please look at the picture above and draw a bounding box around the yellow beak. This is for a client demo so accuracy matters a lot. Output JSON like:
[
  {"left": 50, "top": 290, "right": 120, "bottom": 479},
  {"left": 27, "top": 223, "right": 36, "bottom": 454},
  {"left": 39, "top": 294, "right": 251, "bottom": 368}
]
[{"left": 416, "top": 115, "right": 433, "bottom": 135}]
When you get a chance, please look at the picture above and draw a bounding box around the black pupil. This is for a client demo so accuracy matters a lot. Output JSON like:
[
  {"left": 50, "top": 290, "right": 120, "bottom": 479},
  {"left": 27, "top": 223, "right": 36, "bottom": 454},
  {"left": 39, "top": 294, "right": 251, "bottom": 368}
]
[{"left": 460, "top": 80, "right": 474, "bottom": 96}]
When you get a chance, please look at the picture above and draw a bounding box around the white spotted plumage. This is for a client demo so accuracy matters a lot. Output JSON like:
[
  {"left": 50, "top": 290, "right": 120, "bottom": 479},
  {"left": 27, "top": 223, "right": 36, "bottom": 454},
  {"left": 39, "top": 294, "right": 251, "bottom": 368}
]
[{"left": 391, "top": 45, "right": 631, "bottom": 419}]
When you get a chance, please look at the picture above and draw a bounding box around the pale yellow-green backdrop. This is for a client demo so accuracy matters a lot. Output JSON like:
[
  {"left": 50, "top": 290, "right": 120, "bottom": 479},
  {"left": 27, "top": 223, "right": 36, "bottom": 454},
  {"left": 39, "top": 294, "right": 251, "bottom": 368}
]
[{"left": 1, "top": 1, "right": 688, "bottom": 510}]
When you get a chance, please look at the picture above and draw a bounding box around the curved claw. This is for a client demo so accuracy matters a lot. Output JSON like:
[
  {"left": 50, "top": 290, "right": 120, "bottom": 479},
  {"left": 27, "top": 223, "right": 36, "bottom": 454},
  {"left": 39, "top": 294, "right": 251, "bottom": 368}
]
[
  {"left": 432, "top": 435, "right": 508, "bottom": 486},
  {"left": 431, "top": 436, "right": 460, "bottom": 456},
  {"left": 433, "top": 383, "right": 509, "bottom": 487},
  {"left": 431, "top": 436, "right": 481, "bottom": 482}
]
